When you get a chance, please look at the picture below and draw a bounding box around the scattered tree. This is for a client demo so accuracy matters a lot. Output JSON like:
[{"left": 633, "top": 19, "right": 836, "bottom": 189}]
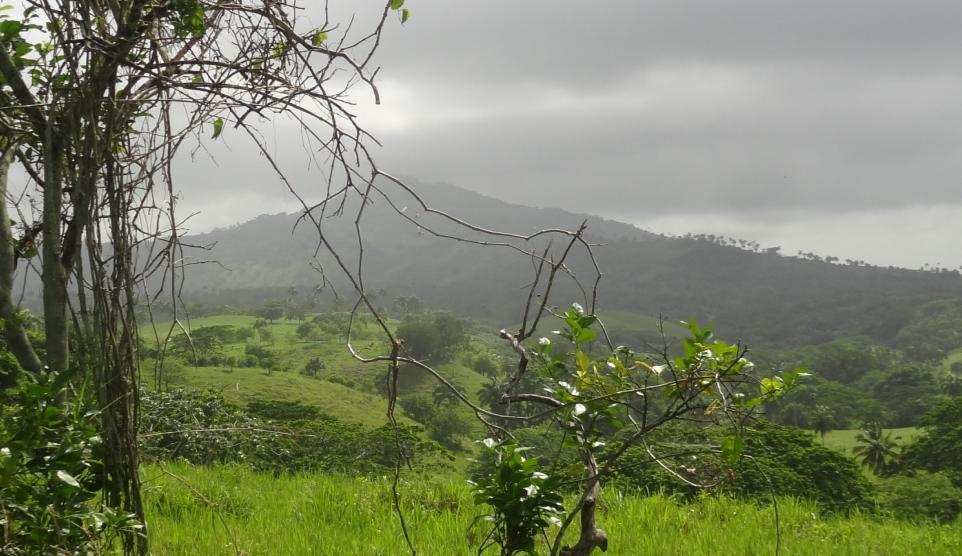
[{"left": 852, "top": 423, "right": 900, "bottom": 475}]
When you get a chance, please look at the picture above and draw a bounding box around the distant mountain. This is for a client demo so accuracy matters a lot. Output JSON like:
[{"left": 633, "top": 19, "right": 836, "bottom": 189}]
[{"left": 172, "top": 178, "right": 962, "bottom": 349}]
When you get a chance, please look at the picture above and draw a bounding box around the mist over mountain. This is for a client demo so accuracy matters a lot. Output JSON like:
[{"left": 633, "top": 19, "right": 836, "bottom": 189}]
[{"left": 174, "top": 179, "right": 962, "bottom": 348}]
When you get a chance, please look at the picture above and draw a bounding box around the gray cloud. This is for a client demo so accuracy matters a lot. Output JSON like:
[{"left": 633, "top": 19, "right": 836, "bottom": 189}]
[{"left": 175, "top": 1, "right": 962, "bottom": 265}]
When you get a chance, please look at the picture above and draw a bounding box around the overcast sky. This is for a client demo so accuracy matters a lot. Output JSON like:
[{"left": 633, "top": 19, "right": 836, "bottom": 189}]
[{"left": 178, "top": 1, "right": 962, "bottom": 270}]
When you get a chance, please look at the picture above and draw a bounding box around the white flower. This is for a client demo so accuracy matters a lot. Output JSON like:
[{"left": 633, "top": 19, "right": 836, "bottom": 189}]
[
  {"left": 532, "top": 471, "right": 548, "bottom": 480},
  {"left": 552, "top": 330, "right": 561, "bottom": 335},
  {"left": 571, "top": 302, "right": 585, "bottom": 315},
  {"left": 538, "top": 337, "right": 551, "bottom": 346},
  {"left": 482, "top": 438, "right": 497, "bottom": 449},
  {"left": 698, "top": 349, "right": 714, "bottom": 359},
  {"left": 573, "top": 403, "right": 587, "bottom": 416},
  {"left": 651, "top": 364, "right": 666, "bottom": 375},
  {"left": 606, "top": 361, "right": 617, "bottom": 369},
  {"left": 558, "top": 381, "right": 571, "bottom": 390},
  {"left": 523, "top": 484, "right": 540, "bottom": 498}
]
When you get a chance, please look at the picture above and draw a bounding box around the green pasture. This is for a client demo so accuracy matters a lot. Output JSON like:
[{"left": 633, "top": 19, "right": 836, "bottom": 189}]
[
  {"left": 141, "top": 314, "right": 490, "bottom": 434},
  {"left": 821, "top": 427, "right": 921, "bottom": 454},
  {"left": 142, "top": 463, "right": 962, "bottom": 556}
]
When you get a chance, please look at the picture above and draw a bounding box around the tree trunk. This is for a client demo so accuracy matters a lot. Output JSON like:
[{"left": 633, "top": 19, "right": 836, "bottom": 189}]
[
  {"left": 41, "top": 119, "right": 69, "bottom": 372},
  {"left": 560, "top": 452, "right": 608, "bottom": 556},
  {"left": 0, "top": 142, "right": 42, "bottom": 384}
]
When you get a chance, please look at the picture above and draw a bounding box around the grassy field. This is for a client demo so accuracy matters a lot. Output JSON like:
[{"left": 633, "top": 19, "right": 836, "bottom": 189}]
[
  {"left": 143, "top": 462, "right": 962, "bottom": 556},
  {"left": 940, "top": 348, "right": 962, "bottom": 374},
  {"left": 141, "top": 313, "right": 492, "bottom": 435},
  {"left": 821, "top": 427, "right": 922, "bottom": 454}
]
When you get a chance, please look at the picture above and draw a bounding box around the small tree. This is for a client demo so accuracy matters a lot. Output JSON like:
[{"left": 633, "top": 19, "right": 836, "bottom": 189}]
[
  {"left": 256, "top": 304, "right": 284, "bottom": 324},
  {"left": 852, "top": 423, "right": 900, "bottom": 475},
  {"left": 303, "top": 357, "right": 325, "bottom": 378},
  {"left": 258, "top": 327, "right": 275, "bottom": 345},
  {"left": 297, "top": 322, "right": 317, "bottom": 341},
  {"left": 432, "top": 380, "right": 465, "bottom": 407},
  {"left": 397, "top": 320, "right": 441, "bottom": 360},
  {"left": 812, "top": 405, "right": 835, "bottom": 443},
  {"left": 474, "top": 355, "right": 499, "bottom": 378}
]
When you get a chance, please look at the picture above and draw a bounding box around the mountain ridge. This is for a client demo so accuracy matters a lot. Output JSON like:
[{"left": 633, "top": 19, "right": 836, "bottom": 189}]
[{"left": 172, "top": 178, "right": 962, "bottom": 349}]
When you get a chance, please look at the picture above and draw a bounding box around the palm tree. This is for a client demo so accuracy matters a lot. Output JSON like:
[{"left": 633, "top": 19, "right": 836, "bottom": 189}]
[
  {"left": 432, "top": 381, "right": 465, "bottom": 407},
  {"left": 852, "top": 423, "right": 900, "bottom": 475},
  {"left": 812, "top": 405, "right": 835, "bottom": 443}
]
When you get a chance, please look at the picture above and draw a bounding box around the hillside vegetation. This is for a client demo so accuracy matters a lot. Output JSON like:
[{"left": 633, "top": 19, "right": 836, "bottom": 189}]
[{"left": 122, "top": 179, "right": 962, "bottom": 349}]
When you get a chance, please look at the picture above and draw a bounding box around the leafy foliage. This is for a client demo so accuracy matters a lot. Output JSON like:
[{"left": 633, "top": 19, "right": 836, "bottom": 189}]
[
  {"left": 0, "top": 372, "right": 140, "bottom": 554},
  {"left": 852, "top": 423, "right": 901, "bottom": 475},
  {"left": 902, "top": 396, "right": 962, "bottom": 487},
  {"left": 605, "top": 421, "right": 873, "bottom": 514},
  {"left": 139, "top": 389, "right": 440, "bottom": 474},
  {"left": 876, "top": 472, "right": 962, "bottom": 523},
  {"left": 471, "top": 440, "right": 565, "bottom": 555}
]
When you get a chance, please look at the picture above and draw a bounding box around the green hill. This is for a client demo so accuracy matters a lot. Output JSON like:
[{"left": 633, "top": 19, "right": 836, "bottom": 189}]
[{"left": 156, "top": 179, "right": 962, "bottom": 350}]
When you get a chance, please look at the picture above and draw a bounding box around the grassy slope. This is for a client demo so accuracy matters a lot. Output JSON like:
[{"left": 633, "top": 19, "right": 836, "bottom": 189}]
[
  {"left": 144, "top": 463, "right": 962, "bottom": 556},
  {"left": 142, "top": 314, "right": 490, "bottom": 432},
  {"left": 940, "top": 348, "right": 962, "bottom": 373}
]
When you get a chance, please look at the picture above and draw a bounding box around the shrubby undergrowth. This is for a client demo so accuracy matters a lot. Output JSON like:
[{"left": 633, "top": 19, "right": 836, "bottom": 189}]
[
  {"left": 139, "top": 389, "right": 447, "bottom": 475},
  {"left": 0, "top": 371, "right": 140, "bottom": 555}
]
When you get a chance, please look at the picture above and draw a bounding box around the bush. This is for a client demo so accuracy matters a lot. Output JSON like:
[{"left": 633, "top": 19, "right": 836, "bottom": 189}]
[
  {"left": 606, "top": 421, "right": 873, "bottom": 513},
  {"left": 396, "top": 320, "right": 441, "bottom": 360},
  {"left": 139, "top": 389, "right": 441, "bottom": 474},
  {"left": 1, "top": 371, "right": 140, "bottom": 554},
  {"left": 902, "top": 396, "right": 962, "bottom": 486},
  {"left": 876, "top": 472, "right": 962, "bottom": 522}
]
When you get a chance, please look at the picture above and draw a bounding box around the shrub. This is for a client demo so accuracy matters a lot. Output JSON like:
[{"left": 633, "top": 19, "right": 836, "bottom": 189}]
[
  {"left": 1, "top": 371, "right": 140, "bottom": 554},
  {"left": 139, "top": 389, "right": 440, "bottom": 474},
  {"left": 605, "top": 421, "right": 873, "bottom": 513},
  {"left": 876, "top": 472, "right": 962, "bottom": 522}
]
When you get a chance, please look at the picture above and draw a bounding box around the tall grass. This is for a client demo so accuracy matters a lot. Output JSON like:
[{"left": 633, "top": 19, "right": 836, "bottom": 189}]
[{"left": 142, "top": 463, "right": 962, "bottom": 555}]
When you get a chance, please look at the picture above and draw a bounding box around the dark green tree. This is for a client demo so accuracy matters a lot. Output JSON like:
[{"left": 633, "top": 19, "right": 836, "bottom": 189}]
[
  {"left": 902, "top": 396, "right": 962, "bottom": 486},
  {"left": 812, "top": 404, "right": 835, "bottom": 443},
  {"left": 852, "top": 423, "right": 900, "bottom": 475},
  {"left": 303, "top": 357, "right": 325, "bottom": 378},
  {"left": 256, "top": 304, "right": 284, "bottom": 324},
  {"left": 396, "top": 320, "right": 441, "bottom": 360}
]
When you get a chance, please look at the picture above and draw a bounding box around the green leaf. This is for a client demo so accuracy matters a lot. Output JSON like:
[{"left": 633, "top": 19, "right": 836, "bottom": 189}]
[
  {"left": 212, "top": 117, "right": 224, "bottom": 139},
  {"left": 311, "top": 31, "right": 328, "bottom": 46},
  {"left": 389, "top": 0, "right": 405, "bottom": 10},
  {"left": 760, "top": 376, "right": 783, "bottom": 397},
  {"left": 56, "top": 470, "right": 80, "bottom": 488},
  {"left": 575, "top": 327, "right": 596, "bottom": 344},
  {"left": 721, "top": 435, "right": 743, "bottom": 465},
  {"left": 401, "top": 8, "right": 410, "bottom": 23},
  {"left": 575, "top": 350, "right": 590, "bottom": 373}
]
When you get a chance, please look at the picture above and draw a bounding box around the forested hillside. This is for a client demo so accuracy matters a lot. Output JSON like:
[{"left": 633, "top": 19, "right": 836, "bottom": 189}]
[{"left": 166, "top": 179, "right": 962, "bottom": 348}]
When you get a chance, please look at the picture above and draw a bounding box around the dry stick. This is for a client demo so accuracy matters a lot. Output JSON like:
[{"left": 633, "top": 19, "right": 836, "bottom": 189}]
[{"left": 386, "top": 341, "right": 417, "bottom": 556}]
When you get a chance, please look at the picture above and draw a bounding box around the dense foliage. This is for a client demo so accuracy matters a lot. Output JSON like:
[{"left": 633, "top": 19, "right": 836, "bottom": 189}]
[
  {"left": 139, "top": 389, "right": 443, "bottom": 475},
  {"left": 902, "top": 396, "right": 962, "bottom": 487},
  {"left": 0, "top": 372, "right": 139, "bottom": 554},
  {"left": 602, "top": 421, "right": 873, "bottom": 513}
]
